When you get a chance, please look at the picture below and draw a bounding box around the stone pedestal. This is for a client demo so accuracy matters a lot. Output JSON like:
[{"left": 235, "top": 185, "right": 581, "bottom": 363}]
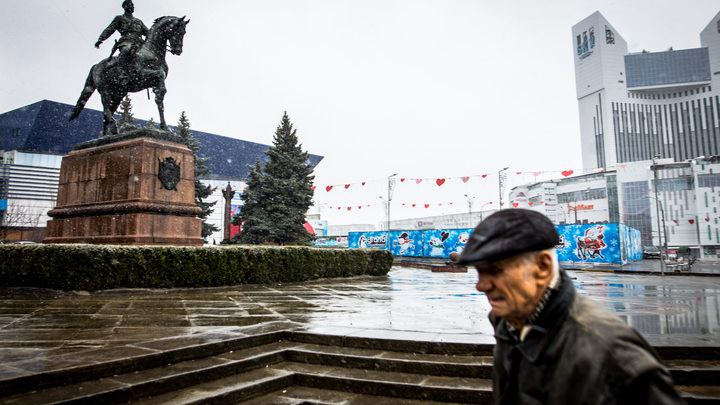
[{"left": 45, "top": 130, "right": 204, "bottom": 245}]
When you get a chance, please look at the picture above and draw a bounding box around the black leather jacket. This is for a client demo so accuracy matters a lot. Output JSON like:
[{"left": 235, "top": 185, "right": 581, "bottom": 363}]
[{"left": 490, "top": 270, "right": 684, "bottom": 404}]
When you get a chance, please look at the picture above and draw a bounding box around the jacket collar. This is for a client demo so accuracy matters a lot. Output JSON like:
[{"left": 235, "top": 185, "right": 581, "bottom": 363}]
[{"left": 492, "top": 269, "right": 576, "bottom": 363}]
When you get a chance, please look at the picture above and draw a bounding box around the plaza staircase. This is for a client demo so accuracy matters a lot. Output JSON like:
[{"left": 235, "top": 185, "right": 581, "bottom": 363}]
[{"left": 0, "top": 331, "right": 718, "bottom": 404}]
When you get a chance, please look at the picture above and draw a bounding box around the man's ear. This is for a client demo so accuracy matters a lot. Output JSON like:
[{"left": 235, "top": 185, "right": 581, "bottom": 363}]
[{"left": 535, "top": 251, "right": 554, "bottom": 283}]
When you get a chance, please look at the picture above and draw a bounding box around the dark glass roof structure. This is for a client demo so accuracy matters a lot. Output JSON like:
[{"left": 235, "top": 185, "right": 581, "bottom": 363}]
[
  {"left": 0, "top": 100, "right": 323, "bottom": 180},
  {"left": 625, "top": 48, "right": 711, "bottom": 88}
]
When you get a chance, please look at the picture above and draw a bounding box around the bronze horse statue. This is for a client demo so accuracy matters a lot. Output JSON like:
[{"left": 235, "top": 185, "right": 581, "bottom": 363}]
[{"left": 69, "top": 16, "right": 189, "bottom": 136}]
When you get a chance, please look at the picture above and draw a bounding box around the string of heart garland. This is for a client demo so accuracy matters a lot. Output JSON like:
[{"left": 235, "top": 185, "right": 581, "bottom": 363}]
[{"left": 313, "top": 169, "right": 584, "bottom": 192}]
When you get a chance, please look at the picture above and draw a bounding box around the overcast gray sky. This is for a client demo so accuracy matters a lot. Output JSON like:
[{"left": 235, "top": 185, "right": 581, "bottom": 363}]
[{"left": 2, "top": 1, "right": 719, "bottom": 225}]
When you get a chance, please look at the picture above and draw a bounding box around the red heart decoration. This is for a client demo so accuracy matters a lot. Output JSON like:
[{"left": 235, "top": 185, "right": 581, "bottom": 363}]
[
  {"left": 402, "top": 203, "right": 406, "bottom": 206},
  {"left": 311, "top": 186, "right": 316, "bottom": 190},
  {"left": 358, "top": 206, "right": 362, "bottom": 209},
  {"left": 620, "top": 165, "right": 627, "bottom": 168},
  {"left": 243, "top": 187, "right": 247, "bottom": 190},
  {"left": 516, "top": 172, "right": 522, "bottom": 175},
  {"left": 528, "top": 202, "right": 534, "bottom": 206},
  {"left": 482, "top": 174, "right": 488, "bottom": 178},
  {"left": 347, "top": 207, "right": 352, "bottom": 211},
  {"left": 689, "top": 219, "right": 695, "bottom": 224},
  {"left": 501, "top": 202, "right": 505, "bottom": 206},
  {"left": 337, "top": 207, "right": 341, "bottom": 210},
  {"left": 362, "top": 182, "right": 366, "bottom": 186},
  {"left": 326, "top": 186, "right": 333, "bottom": 192},
  {"left": 400, "top": 178, "right": 405, "bottom": 182},
  {"left": 461, "top": 176, "right": 470, "bottom": 183},
  {"left": 424, "top": 204, "right": 430, "bottom": 208},
  {"left": 450, "top": 202, "right": 453, "bottom": 205},
  {"left": 436, "top": 178, "right": 446, "bottom": 186},
  {"left": 706, "top": 217, "right": 710, "bottom": 222},
  {"left": 412, "top": 204, "right": 416, "bottom": 207},
  {"left": 512, "top": 203, "right": 519, "bottom": 208},
  {"left": 533, "top": 172, "right": 542, "bottom": 176},
  {"left": 561, "top": 170, "right": 574, "bottom": 177},
  {"left": 344, "top": 184, "right": 350, "bottom": 189},
  {"left": 416, "top": 179, "right": 423, "bottom": 184},
  {"left": 673, "top": 220, "right": 678, "bottom": 224},
  {"left": 540, "top": 201, "right": 544, "bottom": 204},
  {"left": 438, "top": 203, "right": 443, "bottom": 206}
]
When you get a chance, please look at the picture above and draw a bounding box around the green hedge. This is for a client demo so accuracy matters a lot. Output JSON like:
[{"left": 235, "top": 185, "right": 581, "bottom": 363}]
[{"left": 0, "top": 244, "right": 393, "bottom": 291}]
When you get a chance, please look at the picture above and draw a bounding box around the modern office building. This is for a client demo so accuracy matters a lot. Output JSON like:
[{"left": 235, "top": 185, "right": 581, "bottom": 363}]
[
  {"left": 0, "top": 100, "right": 324, "bottom": 243},
  {"left": 573, "top": 10, "right": 720, "bottom": 170}
]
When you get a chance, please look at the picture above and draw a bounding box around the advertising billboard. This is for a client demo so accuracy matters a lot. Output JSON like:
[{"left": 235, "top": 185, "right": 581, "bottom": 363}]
[
  {"left": 422, "top": 228, "right": 472, "bottom": 257},
  {"left": 350, "top": 223, "right": 641, "bottom": 263}
]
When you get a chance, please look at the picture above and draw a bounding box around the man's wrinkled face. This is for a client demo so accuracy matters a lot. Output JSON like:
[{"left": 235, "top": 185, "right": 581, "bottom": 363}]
[{"left": 474, "top": 253, "right": 548, "bottom": 328}]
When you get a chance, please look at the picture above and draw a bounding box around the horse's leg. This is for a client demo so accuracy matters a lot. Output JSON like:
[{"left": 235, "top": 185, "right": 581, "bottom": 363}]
[
  {"left": 99, "top": 91, "right": 121, "bottom": 136},
  {"left": 108, "top": 94, "right": 124, "bottom": 133},
  {"left": 153, "top": 80, "right": 168, "bottom": 130}
]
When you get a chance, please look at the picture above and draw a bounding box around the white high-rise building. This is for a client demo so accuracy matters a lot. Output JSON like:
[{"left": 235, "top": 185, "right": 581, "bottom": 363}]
[{"left": 573, "top": 11, "right": 720, "bottom": 170}]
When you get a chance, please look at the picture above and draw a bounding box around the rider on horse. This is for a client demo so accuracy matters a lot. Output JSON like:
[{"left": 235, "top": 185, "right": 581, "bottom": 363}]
[{"left": 94, "top": 0, "right": 148, "bottom": 81}]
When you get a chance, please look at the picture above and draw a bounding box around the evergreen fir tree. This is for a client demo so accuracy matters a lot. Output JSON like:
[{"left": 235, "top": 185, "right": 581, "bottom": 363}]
[
  {"left": 145, "top": 117, "right": 156, "bottom": 128},
  {"left": 118, "top": 95, "right": 137, "bottom": 131},
  {"left": 234, "top": 112, "right": 315, "bottom": 245},
  {"left": 231, "top": 160, "right": 272, "bottom": 244},
  {"left": 175, "top": 111, "right": 219, "bottom": 238}
]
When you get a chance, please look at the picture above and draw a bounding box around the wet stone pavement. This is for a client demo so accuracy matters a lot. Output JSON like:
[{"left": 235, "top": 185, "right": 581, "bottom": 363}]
[{"left": 0, "top": 266, "right": 719, "bottom": 382}]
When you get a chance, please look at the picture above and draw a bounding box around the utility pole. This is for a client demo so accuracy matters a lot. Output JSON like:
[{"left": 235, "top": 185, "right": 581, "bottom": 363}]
[
  {"left": 464, "top": 194, "right": 475, "bottom": 226},
  {"left": 498, "top": 167, "right": 509, "bottom": 209},
  {"left": 386, "top": 173, "right": 398, "bottom": 231},
  {"left": 652, "top": 155, "right": 666, "bottom": 276}
]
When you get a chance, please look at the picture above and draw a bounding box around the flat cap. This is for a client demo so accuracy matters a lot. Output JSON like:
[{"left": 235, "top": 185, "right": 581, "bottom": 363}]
[{"left": 455, "top": 208, "right": 559, "bottom": 266}]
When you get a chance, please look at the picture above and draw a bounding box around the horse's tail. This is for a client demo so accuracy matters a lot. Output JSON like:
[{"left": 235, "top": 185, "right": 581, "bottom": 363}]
[{"left": 69, "top": 68, "right": 96, "bottom": 121}]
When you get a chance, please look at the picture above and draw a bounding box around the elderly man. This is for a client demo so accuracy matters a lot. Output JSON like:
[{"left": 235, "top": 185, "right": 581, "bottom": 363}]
[{"left": 455, "top": 209, "right": 684, "bottom": 404}]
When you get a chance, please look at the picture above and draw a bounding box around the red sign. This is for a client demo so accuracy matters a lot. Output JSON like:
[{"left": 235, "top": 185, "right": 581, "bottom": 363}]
[{"left": 569, "top": 204, "right": 594, "bottom": 211}]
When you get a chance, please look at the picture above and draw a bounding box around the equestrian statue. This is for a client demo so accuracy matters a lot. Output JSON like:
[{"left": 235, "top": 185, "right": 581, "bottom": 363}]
[{"left": 69, "top": 0, "right": 189, "bottom": 136}]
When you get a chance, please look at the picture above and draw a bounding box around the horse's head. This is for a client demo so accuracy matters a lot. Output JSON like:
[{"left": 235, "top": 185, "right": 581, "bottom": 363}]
[
  {"left": 151, "top": 16, "right": 189, "bottom": 56},
  {"left": 167, "top": 16, "right": 189, "bottom": 55}
]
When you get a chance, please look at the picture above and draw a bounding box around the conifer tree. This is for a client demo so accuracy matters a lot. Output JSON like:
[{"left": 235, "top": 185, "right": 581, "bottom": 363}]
[
  {"left": 175, "top": 111, "right": 219, "bottom": 238},
  {"left": 233, "top": 112, "right": 315, "bottom": 245},
  {"left": 118, "top": 95, "right": 137, "bottom": 131},
  {"left": 231, "top": 161, "right": 271, "bottom": 244}
]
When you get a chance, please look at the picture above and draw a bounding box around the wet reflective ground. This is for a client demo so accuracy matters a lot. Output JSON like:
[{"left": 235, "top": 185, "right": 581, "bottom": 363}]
[{"left": 0, "top": 266, "right": 719, "bottom": 378}]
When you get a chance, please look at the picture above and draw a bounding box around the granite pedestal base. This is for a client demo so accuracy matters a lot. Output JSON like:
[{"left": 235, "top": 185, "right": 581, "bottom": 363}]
[{"left": 45, "top": 131, "right": 203, "bottom": 246}]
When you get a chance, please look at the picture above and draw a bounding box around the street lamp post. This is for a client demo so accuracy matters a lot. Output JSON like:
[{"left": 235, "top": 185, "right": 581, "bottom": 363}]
[
  {"left": 652, "top": 155, "right": 666, "bottom": 276},
  {"left": 464, "top": 194, "right": 476, "bottom": 226},
  {"left": 386, "top": 173, "right": 398, "bottom": 231},
  {"left": 498, "top": 167, "right": 509, "bottom": 209}
]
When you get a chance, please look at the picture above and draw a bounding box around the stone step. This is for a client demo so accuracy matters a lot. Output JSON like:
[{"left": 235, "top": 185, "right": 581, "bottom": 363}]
[
  {"left": 0, "top": 331, "right": 287, "bottom": 398},
  {"left": 285, "top": 343, "right": 493, "bottom": 379},
  {"left": 0, "top": 342, "right": 290, "bottom": 405},
  {"left": 241, "top": 385, "right": 473, "bottom": 405},
  {"left": 130, "top": 367, "right": 294, "bottom": 405},
  {"left": 665, "top": 359, "right": 720, "bottom": 386},
  {"left": 674, "top": 385, "right": 720, "bottom": 404},
  {"left": 271, "top": 362, "right": 493, "bottom": 404}
]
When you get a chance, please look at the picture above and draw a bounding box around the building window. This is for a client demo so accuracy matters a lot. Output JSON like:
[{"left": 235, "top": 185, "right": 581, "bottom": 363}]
[
  {"left": 655, "top": 177, "right": 692, "bottom": 192},
  {"left": 698, "top": 173, "right": 720, "bottom": 188}
]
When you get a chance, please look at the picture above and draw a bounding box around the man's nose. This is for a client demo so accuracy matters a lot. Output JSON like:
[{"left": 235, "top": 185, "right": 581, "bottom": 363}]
[{"left": 475, "top": 274, "right": 492, "bottom": 292}]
